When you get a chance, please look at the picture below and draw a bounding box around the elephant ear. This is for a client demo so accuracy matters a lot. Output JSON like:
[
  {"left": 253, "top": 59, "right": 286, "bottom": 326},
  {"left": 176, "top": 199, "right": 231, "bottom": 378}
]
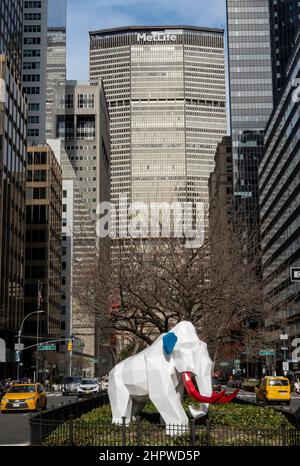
[{"left": 162, "top": 332, "right": 178, "bottom": 355}]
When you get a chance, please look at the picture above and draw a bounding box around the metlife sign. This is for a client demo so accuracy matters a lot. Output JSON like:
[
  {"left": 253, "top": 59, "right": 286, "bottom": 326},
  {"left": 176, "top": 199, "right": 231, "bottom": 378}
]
[{"left": 137, "top": 32, "right": 177, "bottom": 43}]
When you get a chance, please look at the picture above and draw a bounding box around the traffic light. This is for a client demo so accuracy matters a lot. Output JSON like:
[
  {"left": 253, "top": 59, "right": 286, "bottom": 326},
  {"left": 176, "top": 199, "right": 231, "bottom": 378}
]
[{"left": 67, "top": 340, "right": 73, "bottom": 352}]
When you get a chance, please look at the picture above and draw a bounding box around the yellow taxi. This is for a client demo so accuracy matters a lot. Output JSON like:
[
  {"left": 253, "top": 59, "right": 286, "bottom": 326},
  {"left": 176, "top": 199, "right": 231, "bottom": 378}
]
[
  {"left": 256, "top": 376, "right": 291, "bottom": 405},
  {"left": 0, "top": 383, "right": 47, "bottom": 412}
]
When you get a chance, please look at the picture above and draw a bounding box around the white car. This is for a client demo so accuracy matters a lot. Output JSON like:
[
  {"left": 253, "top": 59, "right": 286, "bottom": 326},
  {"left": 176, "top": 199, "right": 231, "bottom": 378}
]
[
  {"left": 99, "top": 375, "right": 109, "bottom": 391},
  {"left": 77, "top": 378, "right": 99, "bottom": 398}
]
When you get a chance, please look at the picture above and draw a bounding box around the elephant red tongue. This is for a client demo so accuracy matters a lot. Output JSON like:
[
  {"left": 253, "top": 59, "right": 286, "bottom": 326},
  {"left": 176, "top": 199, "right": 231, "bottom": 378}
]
[{"left": 182, "top": 372, "right": 225, "bottom": 403}]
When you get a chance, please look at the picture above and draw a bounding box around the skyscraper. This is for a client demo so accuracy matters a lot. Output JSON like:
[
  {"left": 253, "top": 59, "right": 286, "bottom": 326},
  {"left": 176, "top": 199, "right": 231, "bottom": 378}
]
[
  {"left": 269, "top": 0, "right": 300, "bottom": 102},
  {"left": 227, "top": 0, "right": 300, "bottom": 253},
  {"left": 226, "top": 0, "right": 274, "bottom": 246},
  {"left": 259, "top": 31, "right": 300, "bottom": 356},
  {"left": 50, "top": 80, "right": 110, "bottom": 220},
  {"left": 0, "top": 0, "right": 23, "bottom": 78},
  {"left": 25, "top": 145, "right": 62, "bottom": 343},
  {"left": 0, "top": 1, "right": 28, "bottom": 377},
  {"left": 89, "top": 26, "right": 227, "bottom": 228},
  {"left": 22, "top": 0, "right": 67, "bottom": 144}
]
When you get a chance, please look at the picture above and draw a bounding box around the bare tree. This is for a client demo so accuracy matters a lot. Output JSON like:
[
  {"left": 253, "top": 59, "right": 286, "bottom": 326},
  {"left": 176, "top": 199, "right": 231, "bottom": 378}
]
[{"left": 73, "top": 216, "right": 265, "bottom": 363}]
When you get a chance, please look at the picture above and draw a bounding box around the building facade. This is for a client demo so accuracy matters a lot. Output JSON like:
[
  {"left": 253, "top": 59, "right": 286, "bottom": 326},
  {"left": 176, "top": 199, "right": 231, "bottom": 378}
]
[
  {"left": 0, "top": 0, "right": 28, "bottom": 377},
  {"left": 25, "top": 145, "right": 62, "bottom": 348},
  {"left": 269, "top": 0, "right": 300, "bottom": 103},
  {"left": 208, "top": 136, "right": 233, "bottom": 236},
  {"left": 89, "top": 26, "right": 226, "bottom": 229},
  {"left": 0, "top": 0, "right": 23, "bottom": 79},
  {"left": 226, "top": 0, "right": 274, "bottom": 248},
  {"left": 0, "top": 55, "right": 28, "bottom": 375},
  {"left": 48, "top": 80, "right": 111, "bottom": 376},
  {"left": 260, "top": 33, "right": 300, "bottom": 351},
  {"left": 46, "top": 26, "right": 66, "bottom": 138},
  {"left": 50, "top": 80, "right": 110, "bottom": 220},
  {"left": 22, "top": 0, "right": 67, "bottom": 144}
]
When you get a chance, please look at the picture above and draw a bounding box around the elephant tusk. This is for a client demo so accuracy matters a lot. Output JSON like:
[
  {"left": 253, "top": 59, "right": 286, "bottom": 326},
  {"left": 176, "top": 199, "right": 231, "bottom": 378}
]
[
  {"left": 182, "top": 372, "right": 225, "bottom": 404},
  {"left": 216, "top": 388, "right": 240, "bottom": 404}
]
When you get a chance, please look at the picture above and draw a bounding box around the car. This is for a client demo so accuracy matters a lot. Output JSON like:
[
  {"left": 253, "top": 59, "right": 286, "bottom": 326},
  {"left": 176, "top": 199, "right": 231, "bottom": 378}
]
[
  {"left": 62, "top": 376, "right": 82, "bottom": 396},
  {"left": 77, "top": 378, "right": 100, "bottom": 398},
  {"left": 0, "top": 383, "right": 47, "bottom": 412},
  {"left": 99, "top": 375, "right": 109, "bottom": 391},
  {"left": 256, "top": 376, "right": 291, "bottom": 405}
]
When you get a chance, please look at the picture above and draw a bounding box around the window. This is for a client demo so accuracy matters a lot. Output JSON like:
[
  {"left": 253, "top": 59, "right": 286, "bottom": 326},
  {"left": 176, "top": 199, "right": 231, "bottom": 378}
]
[
  {"left": 24, "top": 37, "right": 41, "bottom": 45},
  {"left": 78, "top": 93, "right": 95, "bottom": 109},
  {"left": 24, "top": 13, "right": 42, "bottom": 21},
  {"left": 24, "top": 25, "right": 41, "bottom": 33},
  {"left": 29, "top": 103, "right": 40, "bottom": 111},
  {"left": 23, "top": 74, "right": 40, "bottom": 82},
  {"left": 23, "top": 50, "right": 41, "bottom": 57},
  {"left": 63, "top": 190, "right": 67, "bottom": 198},
  {"left": 24, "top": 1, "right": 42, "bottom": 8},
  {"left": 28, "top": 115, "right": 39, "bottom": 124}
]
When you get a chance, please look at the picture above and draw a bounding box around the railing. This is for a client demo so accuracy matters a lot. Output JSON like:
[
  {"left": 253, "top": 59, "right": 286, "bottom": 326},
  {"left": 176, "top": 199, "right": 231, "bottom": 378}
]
[
  {"left": 29, "top": 393, "right": 109, "bottom": 446},
  {"left": 30, "top": 412, "right": 300, "bottom": 446}
]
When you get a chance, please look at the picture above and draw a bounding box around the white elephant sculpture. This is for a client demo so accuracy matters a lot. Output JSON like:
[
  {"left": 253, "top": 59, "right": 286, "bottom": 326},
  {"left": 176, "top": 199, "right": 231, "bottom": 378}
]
[{"left": 108, "top": 321, "right": 238, "bottom": 435}]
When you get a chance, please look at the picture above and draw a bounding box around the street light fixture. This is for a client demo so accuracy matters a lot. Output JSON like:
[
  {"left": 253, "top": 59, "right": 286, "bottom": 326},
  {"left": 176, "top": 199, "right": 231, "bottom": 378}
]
[{"left": 16, "top": 310, "right": 44, "bottom": 381}]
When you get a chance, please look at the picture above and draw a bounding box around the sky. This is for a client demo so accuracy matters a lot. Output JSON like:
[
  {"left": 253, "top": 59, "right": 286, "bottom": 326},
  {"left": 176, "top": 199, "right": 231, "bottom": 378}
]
[{"left": 66, "top": 0, "right": 227, "bottom": 80}]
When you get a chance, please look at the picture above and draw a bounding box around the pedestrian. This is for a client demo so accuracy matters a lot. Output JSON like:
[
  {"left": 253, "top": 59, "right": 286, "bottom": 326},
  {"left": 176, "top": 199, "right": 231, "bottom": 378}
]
[{"left": 294, "top": 380, "right": 300, "bottom": 395}]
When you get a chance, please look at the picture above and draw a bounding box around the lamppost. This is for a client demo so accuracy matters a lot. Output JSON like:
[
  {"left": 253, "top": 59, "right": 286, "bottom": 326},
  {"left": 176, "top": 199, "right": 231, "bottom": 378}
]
[{"left": 16, "top": 310, "right": 44, "bottom": 380}]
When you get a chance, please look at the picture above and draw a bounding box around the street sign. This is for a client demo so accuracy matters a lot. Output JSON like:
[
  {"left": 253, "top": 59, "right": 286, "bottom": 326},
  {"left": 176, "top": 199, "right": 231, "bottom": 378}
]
[
  {"left": 290, "top": 267, "right": 300, "bottom": 282},
  {"left": 219, "top": 361, "right": 229, "bottom": 367},
  {"left": 14, "top": 343, "right": 24, "bottom": 351},
  {"left": 234, "top": 360, "right": 241, "bottom": 364},
  {"left": 259, "top": 350, "right": 275, "bottom": 356},
  {"left": 38, "top": 344, "right": 56, "bottom": 351},
  {"left": 280, "top": 334, "right": 289, "bottom": 340},
  {"left": 282, "top": 361, "right": 289, "bottom": 372},
  {"left": 0, "top": 338, "right": 5, "bottom": 363}
]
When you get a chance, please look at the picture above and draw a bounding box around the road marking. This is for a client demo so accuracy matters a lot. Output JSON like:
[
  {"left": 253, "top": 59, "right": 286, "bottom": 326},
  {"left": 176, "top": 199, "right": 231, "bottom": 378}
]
[
  {"left": 3, "top": 444, "right": 30, "bottom": 447},
  {"left": 22, "top": 413, "right": 30, "bottom": 417}
]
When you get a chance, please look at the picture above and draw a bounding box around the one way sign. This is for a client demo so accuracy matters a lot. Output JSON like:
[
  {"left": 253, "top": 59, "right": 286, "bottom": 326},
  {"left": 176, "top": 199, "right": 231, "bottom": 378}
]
[{"left": 290, "top": 267, "right": 300, "bottom": 282}]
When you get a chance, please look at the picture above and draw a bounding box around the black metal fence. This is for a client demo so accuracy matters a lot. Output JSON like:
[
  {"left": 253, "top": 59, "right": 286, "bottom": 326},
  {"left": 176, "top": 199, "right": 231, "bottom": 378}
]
[
  {"left": 29, "top": 393, "right": 109, "bottom": 445},
  {"left": 30, "top": 413, "right": 300, "bottom": 447}
]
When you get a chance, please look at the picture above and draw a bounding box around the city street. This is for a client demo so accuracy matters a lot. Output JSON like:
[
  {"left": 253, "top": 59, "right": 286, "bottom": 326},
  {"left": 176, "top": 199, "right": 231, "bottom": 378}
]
[
  {"left": 231, "top": 388, "right": 300, "bottom": 414},
  {"left": 0, "top": 389, "right": 299, "bottom": 446},
  {"left": 0, "top": 393, "right": 74, "bottom": 446}
]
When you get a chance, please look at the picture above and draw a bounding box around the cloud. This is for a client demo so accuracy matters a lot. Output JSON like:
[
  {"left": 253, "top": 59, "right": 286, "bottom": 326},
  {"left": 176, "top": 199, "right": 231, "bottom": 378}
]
[{"left": 67, "top": 0, "right": 226, "bottom": 80}]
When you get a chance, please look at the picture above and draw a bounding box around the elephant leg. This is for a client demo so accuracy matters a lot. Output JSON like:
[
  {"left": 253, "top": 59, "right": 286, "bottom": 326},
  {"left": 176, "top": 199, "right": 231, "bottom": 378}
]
[
  {"left": 131, "top": 399, "right": 146, "bottom": 419},
  {"left": 148, "top": 384, "right": 189, "bottom": 436},
  {"left": 108, "top": 368, "right": 132, "bottom": 424}
]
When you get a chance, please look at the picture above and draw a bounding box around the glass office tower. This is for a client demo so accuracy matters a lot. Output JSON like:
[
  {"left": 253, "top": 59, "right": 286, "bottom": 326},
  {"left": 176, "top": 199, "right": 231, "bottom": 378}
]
[
  {"left": 0, "top": 1, "right": 28, "bottom": 376},
  {"left": 22, "top": 0, "right": 67, "bottom": 144},
  {"left": 269, "top": 0, "right": 300, "bottom": 103},
  {"left": 227, "top": 0, "right": 274, "bottom": 253},
  {"left": 89, "top": 26, "right": 227, "bottom": 217}
]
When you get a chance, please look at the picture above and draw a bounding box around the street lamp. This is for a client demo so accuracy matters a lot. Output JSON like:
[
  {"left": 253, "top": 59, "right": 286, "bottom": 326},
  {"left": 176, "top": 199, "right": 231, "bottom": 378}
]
[{"left": 16, "top": 310, "right": 44, "bottom": 381}]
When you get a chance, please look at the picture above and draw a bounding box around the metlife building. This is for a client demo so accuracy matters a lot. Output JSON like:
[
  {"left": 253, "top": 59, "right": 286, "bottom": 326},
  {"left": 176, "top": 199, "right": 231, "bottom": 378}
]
[{"left": 89, "top": 26, "right": 226, "bottom": 211}]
